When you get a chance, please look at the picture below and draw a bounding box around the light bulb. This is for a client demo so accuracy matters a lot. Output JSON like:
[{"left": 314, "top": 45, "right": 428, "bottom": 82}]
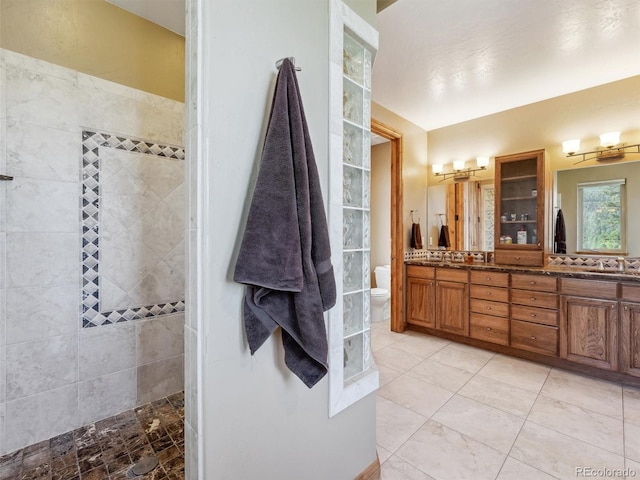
[
  {"left": 432, "top": 163, "right": 443, "bottom": 174},
  {"left": 453, "top": 160, "right": 465, "bottom": 171},
  {"left": 476, "top": 156, "right": 489, "bottom": 168},
  {"left": 599, "top": 132, "right": 620, "bottom": 148},
  {"left": 562, "top": 139, "right": 580, "bottom": 155}
]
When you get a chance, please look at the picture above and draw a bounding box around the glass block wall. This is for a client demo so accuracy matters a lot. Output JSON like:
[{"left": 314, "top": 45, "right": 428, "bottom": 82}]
[{"left": 342, "top": 32, "right": 373, "bottom": 382}]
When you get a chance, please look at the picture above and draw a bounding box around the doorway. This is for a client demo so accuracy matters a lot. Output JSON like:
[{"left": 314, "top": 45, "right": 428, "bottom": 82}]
[{"left": 371, "top": 119, "right": 404, "bottom": 333}]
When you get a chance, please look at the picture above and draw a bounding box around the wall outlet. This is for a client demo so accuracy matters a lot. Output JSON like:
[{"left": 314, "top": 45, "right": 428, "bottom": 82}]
[{"left": 429, "top": 236, "right": 433, "bottom": 246}]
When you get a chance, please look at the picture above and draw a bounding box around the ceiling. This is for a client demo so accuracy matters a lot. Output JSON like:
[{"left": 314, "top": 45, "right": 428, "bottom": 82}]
[
  {"left": 107, "top": 0, "right": 640, "bottom": 132},
  {"left": 374, "top": 0, "right": 640, "bottom": 131},
  {"left": 105, "top": 0, "right": 186, "bottom": 36}
]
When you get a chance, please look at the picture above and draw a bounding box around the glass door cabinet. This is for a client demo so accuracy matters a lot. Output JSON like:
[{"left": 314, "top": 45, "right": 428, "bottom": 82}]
[{"left": 494, "top": 149, "right": 547, "bottom": 266}]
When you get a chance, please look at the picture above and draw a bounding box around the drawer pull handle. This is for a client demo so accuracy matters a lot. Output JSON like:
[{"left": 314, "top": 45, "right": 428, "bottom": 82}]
[
  {"left": 529, "top": 313, "right": 537, "bottom": 317},
  {"left": 516, "top": 256, "right": 521, "bottom": 260},
  {"left": 486, "top": 276, "right": 492, "bottom": 280},
  {"left": 486, "top": 292, "right": 492, "bottom": 296},
  {"left": 486, "top": 306, "right": 492, "bottom": 310},
  {"left": 486, "top": 327, "right": 492, "bottom": 331},
  {"left": 530, "top": 336, "right": 537, "bottom": 341},
  {"left": 530, "top": 281, "right": 536, "bottom": 285},
  {"left": 530, "top": 297, "right": 536, "bottom": 301}
]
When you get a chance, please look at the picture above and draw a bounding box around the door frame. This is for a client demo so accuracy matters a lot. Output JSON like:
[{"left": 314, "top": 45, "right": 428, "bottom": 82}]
[{"left": 371, "top": 119, "right": 404, "bottom": 332}]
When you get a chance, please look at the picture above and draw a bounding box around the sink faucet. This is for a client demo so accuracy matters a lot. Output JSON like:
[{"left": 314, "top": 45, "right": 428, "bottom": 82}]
[
  {"left": 617, "top": 256, "right": 625, "bottom": 272},
  {"left": 598, "top": 260, "right": 605, "bottom": 271}
]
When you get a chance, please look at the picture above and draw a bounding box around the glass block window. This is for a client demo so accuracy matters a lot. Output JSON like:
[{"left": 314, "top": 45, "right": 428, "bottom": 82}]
[{"left": 342, "top": 32, "right": 373, "bottom": 382}]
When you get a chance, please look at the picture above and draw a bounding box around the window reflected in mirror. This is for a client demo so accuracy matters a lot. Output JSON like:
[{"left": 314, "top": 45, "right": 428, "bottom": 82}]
[{"left": 577, "top": 179, "right": 626, "bottom": 254}]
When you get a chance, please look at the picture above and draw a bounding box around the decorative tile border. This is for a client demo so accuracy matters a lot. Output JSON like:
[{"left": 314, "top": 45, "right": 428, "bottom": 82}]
[
  {"left": 404, "top": 250, "right": 491, "bottom": 263},
  {"left": 81, "top": 130, "right": 185, "bottom": 328},
  {"left": 547, "top": 254, "right": 640, "bottom": 273}
]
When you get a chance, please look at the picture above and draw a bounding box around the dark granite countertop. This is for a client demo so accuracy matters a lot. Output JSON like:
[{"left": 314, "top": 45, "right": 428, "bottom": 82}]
[{"left": 405, "top": 259, "right": 640, "bottom": 283}]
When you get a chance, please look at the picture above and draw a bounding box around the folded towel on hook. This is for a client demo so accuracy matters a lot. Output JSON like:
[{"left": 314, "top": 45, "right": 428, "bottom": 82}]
[
  {"left": 411, "top": 222, "right": 423, "bottom": 249},
  {"left": 438, "top": 224, "right": 451, "bottom": 248},
  {"left": 554, "top": 209, "right": 567, "bottom": 254},
  {"left": 233, "top": 58, "right": 336, "bottom": 388}
]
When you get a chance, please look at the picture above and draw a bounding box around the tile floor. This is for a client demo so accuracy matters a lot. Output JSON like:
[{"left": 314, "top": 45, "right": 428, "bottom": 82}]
[
  {"left": 372, "top": 321, "right": 640, "bottom": 480},
  {"left": 0, "top": 392, "right": 184, "bottom": 480}
]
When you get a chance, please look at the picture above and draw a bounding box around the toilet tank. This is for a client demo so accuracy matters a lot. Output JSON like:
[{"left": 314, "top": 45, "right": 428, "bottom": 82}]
[{"left": 374, "top": 265, "right": 391, "bottom": 291}]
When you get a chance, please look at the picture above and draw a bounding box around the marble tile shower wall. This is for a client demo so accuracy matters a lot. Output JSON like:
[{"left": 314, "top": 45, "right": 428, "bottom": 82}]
[{"left": 0, "top": 48, "right": 185, "bottom": 455}]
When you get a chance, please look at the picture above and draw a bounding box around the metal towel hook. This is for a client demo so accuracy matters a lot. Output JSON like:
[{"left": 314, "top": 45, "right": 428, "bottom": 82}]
[
  {"left": 276, "top": 57, "right": 301, "bottom": 71},
  {"left": 438, "top": 213, "right": 448, "bottom": 226},
  {"left": 410, "top": 210, "right": 420, "bottom": 224}
]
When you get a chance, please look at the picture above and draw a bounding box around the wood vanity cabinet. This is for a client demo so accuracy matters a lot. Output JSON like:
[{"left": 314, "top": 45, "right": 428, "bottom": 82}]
[
  {"left": 510, "top": 273, "right": 559, "bottom": 356},
  {"left": 469, "top": 271, "right": 509, "bottom": 345},
  {"left": 406, "top": 265, "right": 435, "bottom": 328},
  {"left": 560, "top": 278, "right": 618, "bottom": 371},
  {"left": 494, "top": 149, "right": 548, "bottom": 267},
  {"left": 621, "top": 284, "right": 640, "bottom": 377},
  {"left": 435, "top": 268, "right": 469, "bottom": 336}
]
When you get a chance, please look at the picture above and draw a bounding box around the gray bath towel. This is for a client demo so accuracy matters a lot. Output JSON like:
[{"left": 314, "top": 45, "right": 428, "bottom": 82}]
[{"left": 234, "top": 58, "right": 336, "bottom": 388}]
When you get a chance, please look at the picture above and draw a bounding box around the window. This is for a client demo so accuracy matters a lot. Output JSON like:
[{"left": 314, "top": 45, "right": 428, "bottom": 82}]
[{"left": 577, "top": 179, "right": 626, "bottom": 253}]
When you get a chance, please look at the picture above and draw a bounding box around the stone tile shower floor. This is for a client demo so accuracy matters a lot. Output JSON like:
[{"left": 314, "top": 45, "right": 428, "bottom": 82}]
[{"left": 0, "top": 392, "right": 185, "bottom": 480}]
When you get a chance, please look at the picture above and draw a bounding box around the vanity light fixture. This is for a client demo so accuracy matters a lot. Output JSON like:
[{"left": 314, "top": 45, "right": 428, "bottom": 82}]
[
  {"left": 432, "top": 157, "right": 491, "bottom": 182},
  {"left": 563, "top": 131, "right": 640, "bottom": 164}
]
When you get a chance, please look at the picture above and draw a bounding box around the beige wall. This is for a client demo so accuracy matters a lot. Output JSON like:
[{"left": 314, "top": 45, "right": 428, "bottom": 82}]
[
  {"left": 371, "top": 142, "right": 391, "bottom": 280},
  {"left": 427, "top": 76, "right": 640, "bottom": 183},
  {"left": 0, "top": 0, "right": 185, "bottom": 102},
  {"left": 372, "top": 102, "right": 429, "bottom": 252}
]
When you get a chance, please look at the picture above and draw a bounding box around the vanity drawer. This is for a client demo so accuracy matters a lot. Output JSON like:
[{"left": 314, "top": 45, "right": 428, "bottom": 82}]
[
  {"left": 470, "top": 313, "right": 509, "bottom": 346},
  {"left": 560, "top": 278, "right": 618, "bottom": 300},
  {"left": 494, "top": 250, "right": 544, "bottom": 267},
  {"left": 406, "top": 265, "right": 435, "bottom": 279},
  {"left": 470, "top": 271, "right": 509, "bottom": 287},
  {"left": 511, "top": 320, "right": 558, "bottom": 356},
  {"left": 511, "top": 289, "right": 558, "bottom": 309},
  {"left": 470, "top": 285, "right": 509, "bottom": 303},
  {"left": 621, "top": 283, "right": 640, "bottom": 302},
  {"left": 511, "top": 305, "right": 558, "bottom": 327},
  {"left": 436, "top": 268, "right": 468, "bottom": 283},
  {"left": 470, "top": 298, "right": 509, "bottom": 317},
  {"left": 511, "top": 274, "right": 557, "bottom": 292}
]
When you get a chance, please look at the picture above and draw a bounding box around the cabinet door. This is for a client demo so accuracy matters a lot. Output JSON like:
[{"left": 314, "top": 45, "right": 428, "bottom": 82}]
[
  {"left": 560, "top": 296, "right": 618, "bottom": 370},
  {"left": 621, "top": 302, "right": 640, "bottom": 377},
  {"left": 436, "top": 280, "right": 469, "bottom": 335},
  {"left": 407, "top": 276, "right": 435, "bottom": 328},
  {"left": 494, "top": 149, "right": 546, "bottom": 266}
]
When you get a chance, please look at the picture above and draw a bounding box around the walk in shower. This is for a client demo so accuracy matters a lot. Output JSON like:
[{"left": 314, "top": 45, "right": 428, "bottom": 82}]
[{"left": 0, "top": 2, "right": 188, "bottom": 478}]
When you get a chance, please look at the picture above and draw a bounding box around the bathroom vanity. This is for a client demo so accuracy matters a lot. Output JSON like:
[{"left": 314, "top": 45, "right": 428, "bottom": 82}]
[{"left": 405, "top": 261, "right": 640, "bottom": 385}]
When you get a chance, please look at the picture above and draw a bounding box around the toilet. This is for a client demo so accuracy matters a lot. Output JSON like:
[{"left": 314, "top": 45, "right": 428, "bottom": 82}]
[{"left": 371, "top": 265, "right": 391, "bottom": 323}]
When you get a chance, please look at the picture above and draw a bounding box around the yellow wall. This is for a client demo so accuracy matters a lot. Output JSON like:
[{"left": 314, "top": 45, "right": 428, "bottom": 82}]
[
  {"left": 0, "top": 0, "right": 185, "bottom": 102},
  {"left": 426, "top": 75, "right": 640, "bottom": 186},
  {"left": 372, "top": 102, "right": 429, "bottom": 252}
]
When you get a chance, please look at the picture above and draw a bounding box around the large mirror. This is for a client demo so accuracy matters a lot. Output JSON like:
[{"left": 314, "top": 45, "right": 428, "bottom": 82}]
[
  {"left": 425, "top": 160, "right": 640, "bottom": 257},
  {"left": 555, "top": 161, "right": 640, "bottom": 256},
  {"left": 427, "top": 180, "right": 495, "bottom": 252}
]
